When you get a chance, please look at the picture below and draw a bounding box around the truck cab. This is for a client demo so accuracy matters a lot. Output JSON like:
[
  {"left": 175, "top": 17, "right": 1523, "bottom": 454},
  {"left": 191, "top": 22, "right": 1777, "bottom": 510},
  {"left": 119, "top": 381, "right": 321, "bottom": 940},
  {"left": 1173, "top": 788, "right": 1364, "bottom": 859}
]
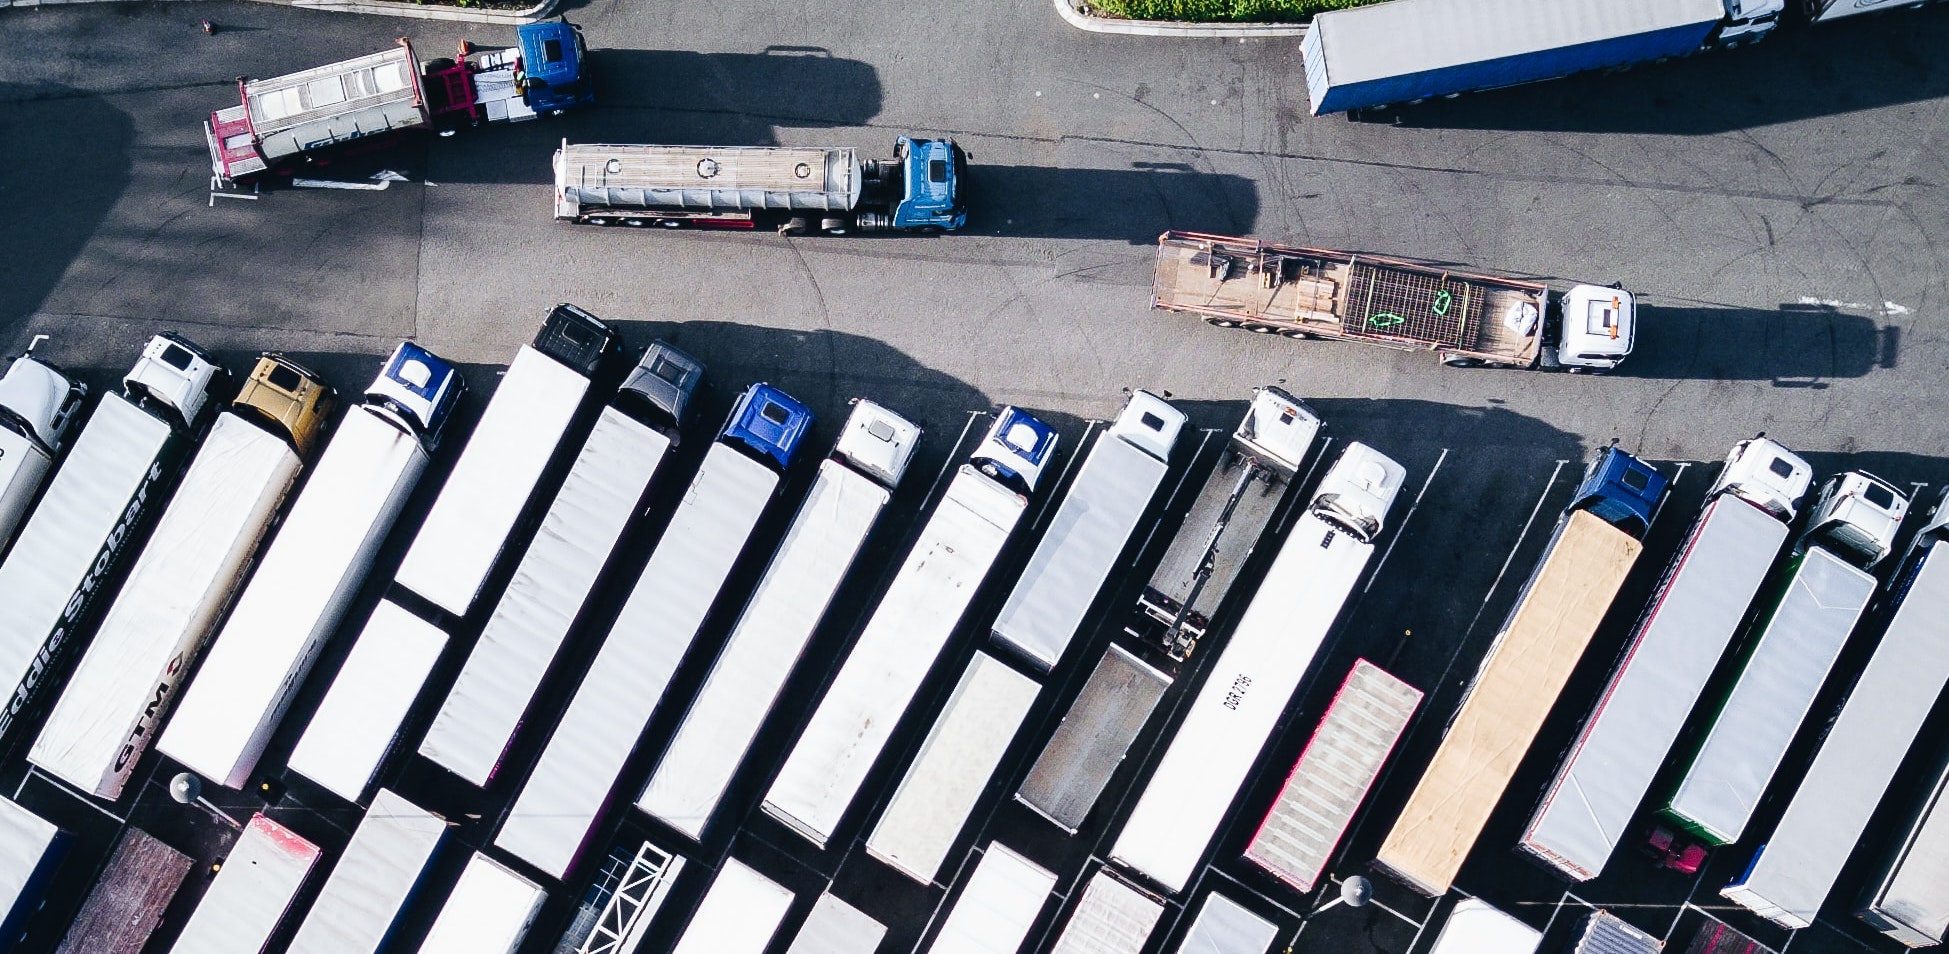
[
  {"left": 514, "top": 21, "right": 593, "bottom": 115},
  {"left": 0, "top": 344, "right": 88, "bottom": 552},
  {"left": 232, "top": 355, "right": 335, "bottom": 458},
  {"left": 617, "top": 340, "right": 704, "bottom": 442},
  {"left": 1112, "top": 391, "right": 1188, "bottom": 464},
  {"left": 1571, "top": 446, "right": 1668, "bottom": 539},
  {"left": 534, "top": 304, "right": 621, "bottom": 378},
  {"left": 366, "top": 341, "right": 464, "bottom": 450},
  {"left": 1802, "top": 472, "right": 1908, "bottom": 570},
  {"left": 1553, "top": 285, "right": 1636, "bottom": 372},
  {"left": 888, "top": 138, "right": 966, "bottom": 232},
  {"left": 1713, "top": 437, "right": 1812, "bottom": 522},
  {"left": 1310, "top": 441, "right": 1407, "bottom": 544},
  {"left": 972, "top": 406, "right": 1060, "bottom": 498},
  {"left": 1714, "top": 0, "right": 1784, "bottom": 46},
  {"left": 1237, "top": 387, "right": 1323, "bottom": 477},
  {"left": 124, "top": 333, "right": 224, "bottom": 433},
  {"left": 720, "top": 383, "right": 815, "bottom": 475},
  {"left": 834, "top": 399, "right": 922, "bottom": 489}
]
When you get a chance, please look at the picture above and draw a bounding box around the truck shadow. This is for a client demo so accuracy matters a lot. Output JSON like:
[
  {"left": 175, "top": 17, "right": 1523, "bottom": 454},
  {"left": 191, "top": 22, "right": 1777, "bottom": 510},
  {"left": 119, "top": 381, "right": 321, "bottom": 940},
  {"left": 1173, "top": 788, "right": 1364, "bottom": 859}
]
[
  {"left": 574, "top": 46, "right": 884, "bottom": 145},
  {"left": 0, "top": 82, "right": 132, "bottom": 342},
  {"left": 965, "top": 162, "right": 1260, "bottom": 244},
  {"left": 1622, "top": 303, "right": 1890, "bottom": 383}
]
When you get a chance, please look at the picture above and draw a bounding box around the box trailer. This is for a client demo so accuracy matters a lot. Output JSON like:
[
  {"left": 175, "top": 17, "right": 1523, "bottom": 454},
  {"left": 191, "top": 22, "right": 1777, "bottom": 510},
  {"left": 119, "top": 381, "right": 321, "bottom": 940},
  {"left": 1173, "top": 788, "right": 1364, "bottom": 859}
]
[
  {"left": 169, "top": 814, "right": 320, "bottom": 954},
  {"left": 1050, "top": 868, "right": 1166, "bottom": 954},
  {"left": 420, "top": 853, "right": 546, "bottom": 954},
  {"left": 638, "top": 400, "right": 920, "bottom": 841},
  {"left": 1128, "top": 387, "right": 1320, "bottom": 661},
  {"left": 159, "top": 342, "right": 462, "bottom": 789},
  {"left": 1660, "top": 473, "right": 1907, "bottom": 846},
  {"left": 1573, "top": 911, "right": 1662, "bottom": 954},
  {"left": 498, "top": 383, "right": 814, "bottom": 879},
  {"left": 30, "top": 354, "right": 331, "bottom": 801},
  {"left": 924, "top": 843, "right": 1056, "bottom": 954},
  {"left": 1521, "top": 437, "right": 1812, "bottom": 882},
  {"left": 1859, "top": 751, "right": 1949, "bottom": 946},
  {"left": 0, "top": 796, "right": 65, "bottom": 946},
  {"left": 992, "top": 391, "right": 1187, "bottom": 671},
  {"left": 0, "top": 341, "right": 87, "bottom": 558},
  {"left": 762, "top": 408, "right": 1058, "bottom": 848},
  {"left": 1015, "top": 643, "right": 1173, "bottom": 834},
  {"left": 668, "top": 858, "right": 794, "bottom": 954},
  {"left": 866, "top": 651, "right": 1041, "bottom": 883},
  {"left": 1172, "top": 892, "right": 1278, "bottom": 954},
  {"left": 785, "top": 893, "right": 887, "bottom": 954},
  {"left": 1249, "top": 659, "right": 1423, "bottom": 894},
  {"left": 1375, "top": 447, "right": 1667, "bottom": 895},
  {"left": 0, "top": 333, "right": 223, "bottom": 742},
  {"left": 1723, "top": 494, "right": 1949, "bottom": 928},
  {"left": 1112, "top": 443, "right": 1407, "bottom": 894},
  {"left": 1429, "top": 899, "right": 1541, "bottom": 954},
  {"left": 286, "top": 789, "right": 446, "bottom": 954},
  {"left": 557, "top": 840, "right": 684, "bottom": 954},
  {"left": 285, "top": 599, "right": 448, "bottom": 803},
  {"left": 417, "top": 340, "right": 702, "bottom": 786},
  {"left": 393, "top": 304, "right": 619, "bottom": 618},
  {"left": 55, "top": 827, "right": 191, "bottom": 954}
]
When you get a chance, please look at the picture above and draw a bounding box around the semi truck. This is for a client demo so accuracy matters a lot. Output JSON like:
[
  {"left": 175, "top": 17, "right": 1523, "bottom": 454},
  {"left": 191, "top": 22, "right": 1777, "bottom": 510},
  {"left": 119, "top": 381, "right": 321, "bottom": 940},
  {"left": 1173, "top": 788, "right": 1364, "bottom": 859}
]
[
  {"left": 1249, "top": 659, "right": 1423, "bottom": 894},
  {"left": 924, "top": 844, "right": 1056, "bottom": 954},
  {"left": 865, "top": 651, "right": 1041, "bottom": 884},
  {"left": 1129, "top": 386, "right": 1321, "bottom": 661},
  {"left": 1300, "top": 0, "right": 1770, "bottom": 117},
  {"left": 0, "top": 797, "right": 65, "bottom": 946},
  {"left": 1375, "top": 446, "right": 1669, "bottom": 896},
  {"left": 638, "top": 399, "right": 921, "bottom": 841},
  {"left": 1172, "top": 892, "right": 1278, "bottom": 954},
  {"left": 1112, "top": 442, "right": 1408, "bottom": 894},
  {"left": 0, "top": 333, "right": 224, "bottom": 743},
  {"left": 992, "top": 391, "right": 1187, "bottom": 671},
  {"left": 497, "top": 383, "right": 814, "bottom": 880},
  {"left": 1658, "top": 471, "right": 1908, "bottom": 846},
  {"left": 553, "top": 137, "right": 967, "bottom": 235},
  {"left": 420, "top": 853, "right": 546, "bottom": 954},
  {"left": 285, "top": 599, "right": 449, "bottom": 803},
  {"left": 169, "top": 814, "right": 321, "bottom": 953},
  {"left": 286, "top": 789, "right": 447, "bottom": 954},
  {"left": 668, "top": 859, "right": 794, "bottom": 954},
  {"left": 1521, "top": 437, "right": 1813, "bottom": 882},
  {"left": 1050, "top": 868, "right": 1166, "bottom": 954},
  {"left": 1859, "top": 748, "right": 1949, "bottom": 947},
  {"left": 207, "top": 21, "right": 593, "bottom": 186},
  {"left": 1015, "top": 643, "right": 1174, "bottom": 834},
  {"left": 159, "top": 341, "right": 463, "bottom": 789},
  {"left": 55, "top": 827, "right": 190, "bottom": 954},
  {"left": 1153, "top": 231, "right": 1636, "bottom": 372},
  {"left": 394, "top": 303, "right": 620, "bottom": 619},
  {"left": 1723, "top": 492, "right": 1949, "bottom": 929},
  {"left": 0, "top": 340, "right": 87, "bottom": 557},
  {"left": 761, "top": 407, "right": 1059, "bottom": 848},
  {"left": 418, "top": 340, "right": 702, "bottom": 787},
  {"left": 29, "top": 353, "right": 331, "bottom": 802}
]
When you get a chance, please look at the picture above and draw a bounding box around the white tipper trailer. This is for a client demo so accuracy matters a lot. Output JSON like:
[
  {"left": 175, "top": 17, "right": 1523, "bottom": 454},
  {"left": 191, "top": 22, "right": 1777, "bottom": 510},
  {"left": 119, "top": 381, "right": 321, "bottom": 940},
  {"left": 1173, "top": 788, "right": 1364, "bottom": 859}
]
[
  {"left": 30, "top": 354, "right": 331, "bottom": 801},
  {"left": 0, "top": 334, "right": 223, "bottom": 743},
  {"left": 417, "top": 340, "right": 702, "bottom": 786},
  {"left": 0, "top": 341, "right": 86, "bottom": 558},
  {"left": 1112, "top": 442, "right": 1407, "bottom": 894},
  {"left": 991, "top": 391, "right": 1186, "bottom": 671},
  {"left": 420, "top": 853, "right": 546, "bottom": 954},
  {"left": 668, "top": 858, "right": 795, "bottom": 954},
  {"left": 1723, "top": 494, "right": 1949, "bottom": 929},
  {"left": 284, "top": 599, "right": 448, "bottom": 803},
  {"left": 285, "top": 788, "right": 447, "bottom": 954},
  {"left": 923, "top": 843, "right": 1057, "bottom": 954},
  {"left": 159, "top": 342, "right": 463, "bottom": 790},
  {"left": 392, "top": 304, "right": 619, "bottom": 619},
  {"left": 638, "top": 400, "right": 921, "bottom": 841},
  {"left": 1049, "top": 868, "right": 1167, "bottom": 954},
  {"left": 762, "top": 407, "right": 1059, "bottom": 848},
  {"left": 168, "top": 813, "right": 321, "bottom": 954},
  {"left": 1015, "top": 643, "right": 1174, "bottom": 834},
  {"left": 1520, "top": 437, "right": 1813, "bottom": 882},
  {"left": 496, "top": 384, "right": 814, "bottom": 880}
]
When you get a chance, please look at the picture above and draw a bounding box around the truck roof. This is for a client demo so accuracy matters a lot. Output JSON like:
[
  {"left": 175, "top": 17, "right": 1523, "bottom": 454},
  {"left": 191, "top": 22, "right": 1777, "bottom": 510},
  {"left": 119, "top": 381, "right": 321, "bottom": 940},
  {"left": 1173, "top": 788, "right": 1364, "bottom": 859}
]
[
  {"left": 832, "top": 399, "right": 921, "bottom": 489},
  {"left": 516, "top": 20, "right": 585, "bottom": 91},
  {"left": 367, "top": 340, "right": 463, "bottom": 443},
  {"left": 722, "top": 383, "right": 815, "bottom": 474},
  {"left": 556, "top": 142, "right": 863, "bottom": 212},
  {"left": 242, "top": 44, "right": 426, "bottom": 163},
  {"left": 0, "top": 353, "right": 80, "bottom": 450}
]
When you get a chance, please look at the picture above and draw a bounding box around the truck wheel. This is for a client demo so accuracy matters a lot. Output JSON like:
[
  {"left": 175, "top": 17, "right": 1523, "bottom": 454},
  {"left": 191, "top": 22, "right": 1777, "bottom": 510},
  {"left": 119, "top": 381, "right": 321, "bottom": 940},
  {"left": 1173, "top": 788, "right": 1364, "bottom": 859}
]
[
  {"left": 1441, "top": 354, "right": 1484, "bottom": 368},
  {"left": 915, "top": 225, "right": 944, "bottom": 236},
  {"left": 625, "top": 217, "right": 646, "bottom": 227},
  {"left": 780, "top": 217, "right": 809, "bottom": 236},
  {"left": 659, "top": 220, "right": 682, "bottom": 229},
  {"left": 820, "top": 218, "right": 849, "bottom": 236},
  {"left": 1248, "top": 325, "right": 1275, "bottom": 334},
  {"left": 1279, "top": 329, "right": 1318, "bottom": 339}
]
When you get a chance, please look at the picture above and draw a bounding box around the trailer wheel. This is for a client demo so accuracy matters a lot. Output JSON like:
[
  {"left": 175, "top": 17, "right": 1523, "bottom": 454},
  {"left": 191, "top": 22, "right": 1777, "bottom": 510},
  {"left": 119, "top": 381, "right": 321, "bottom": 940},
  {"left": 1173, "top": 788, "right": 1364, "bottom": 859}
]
[
  {"left": 1279, "top": 329, "right": 1318, "bottom": 339},
  {"left": 1212, "top": 319, "right": 1239, "bottom": 328},
  {"left": 660, "top": 220, "right": 683, "bottom": 229},
  {"left": 1248, "top": 325, "right": 1275, "bottom": 334},
  {"left": 820, "top": 218, "right": 850, "bottom": 236},
  {"left": 625, "top": 218, "right": 646, "bottom": 227},
  {"left": 1440, "top": 354, "right": 1485, "bottom": 368},
  {"left": 780, "top": 217, "right": 809, "bottom": 236}
]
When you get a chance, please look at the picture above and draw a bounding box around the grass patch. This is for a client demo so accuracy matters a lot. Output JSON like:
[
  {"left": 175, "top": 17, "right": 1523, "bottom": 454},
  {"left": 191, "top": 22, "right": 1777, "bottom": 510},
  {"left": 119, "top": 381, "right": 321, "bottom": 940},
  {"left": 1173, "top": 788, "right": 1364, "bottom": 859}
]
[{"left": 1082, "top": 0, "right": 1382, "bottom": 22}]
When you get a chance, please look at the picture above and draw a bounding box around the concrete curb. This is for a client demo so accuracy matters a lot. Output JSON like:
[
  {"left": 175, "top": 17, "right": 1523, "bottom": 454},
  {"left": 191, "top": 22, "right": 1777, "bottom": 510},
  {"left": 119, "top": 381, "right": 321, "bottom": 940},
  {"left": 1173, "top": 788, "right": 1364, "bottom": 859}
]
[
  {"left": 1052, "top": 0, "right": 1307, "bottom": 38},
  {"left": 0, "top": 0, "right": 559, "bottom": 25}
]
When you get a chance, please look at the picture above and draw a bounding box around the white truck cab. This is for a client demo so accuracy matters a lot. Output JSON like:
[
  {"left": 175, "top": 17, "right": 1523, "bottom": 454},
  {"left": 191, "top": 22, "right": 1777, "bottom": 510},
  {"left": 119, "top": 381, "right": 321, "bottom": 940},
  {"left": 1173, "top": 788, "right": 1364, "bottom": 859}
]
[
  {"left": 1555, "top": 285, "right": 1636, "bottom": 372},
  {"left": 1804, "top": 471, "right": 1908, "bottom": 570},
  {"left": 1713, "top": 436, "right": 1813, "bottom": 522},
  {"left": 124, "top": 333, "right": 223, "bottom": 431},
  {"left": 0, "top": 341, "right": 88, "bottom": 553},
  {"left": 1716, "top": 0, "right": 1785, "bottom": 46},
  {"left": 1113, "top": 390, "right": 1188, "bottom": 463},
  {"left": 1312, "top": 440, "right": 1408, "bottom": 543},
  {"left": 834, "top": 399, "right": 922, "bottom": 488},
  {"left": 1238, "top": 386, "right": 1324, "bottom": 476}
]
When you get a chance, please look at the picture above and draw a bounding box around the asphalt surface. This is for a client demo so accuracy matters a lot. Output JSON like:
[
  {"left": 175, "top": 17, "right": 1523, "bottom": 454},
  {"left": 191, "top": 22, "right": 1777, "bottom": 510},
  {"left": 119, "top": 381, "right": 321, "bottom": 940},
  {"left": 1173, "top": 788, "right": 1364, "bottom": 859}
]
[{"left": 2, "top": 2, "right": 1948, "bottom": 953}]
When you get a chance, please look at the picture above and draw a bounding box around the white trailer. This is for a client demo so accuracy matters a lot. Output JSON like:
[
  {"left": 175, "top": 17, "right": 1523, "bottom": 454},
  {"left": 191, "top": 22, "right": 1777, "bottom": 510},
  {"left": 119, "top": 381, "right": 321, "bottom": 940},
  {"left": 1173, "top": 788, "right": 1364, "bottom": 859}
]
[
  {"left": 1723, "top": 496, "right": 1949, "bottom": 928},
  {"left": 0, "top": 342, "right": 86, "bottom": 557},
  {"left": 169, "top": 814, "right": 321, "bottom": 954},
  {"left": 0, "top": 334, "right": 222, "bottom": 742},
  {"left": 1050, "top": 868, "right": 1166, "bottom": 954},
  {"left": 30, "top": 355, "right": 331, "bottom": 801},
  {"left": 992, "top": 392, "right": 1186, "bottom": 671},
  {"left": 638, "top": 400, "right": 920, "bottom": 840},
  {"left": 1112, "top": 443, "right": 1407, "bottom": 894},
  {"left": 669, "top": 858, "right": 795, "bottom": 954},
  {"left": 1860, "top": 752, "right": 1949, "bottom": 946},
  {"left": 924, "top": 843, "right": 1056, "bottom": 954},
  {"left": 393, "top": 304, "right": 619, "bottom": 618},
  {"left": 1173, "top": 892, "right": 1278, "bottom": 954},
  {"left": 1247, "top": 659, "right": 1422, "bottom": 893},
  {"left": 763, "top": 407, "right": 1058, "bottom": 848},
  {"left": 1428, "top": 899, "right": 1541, "bottom": 954},
  {"left": 285, "top": 600, "right": 448, "bottom": 802},
  {"left": 866, "top": 651, "right": 1040, "bottom": 883},
  {"left": 420, "top": 853, "right": 546, "bottom": 954},
  {"left": 285, "top": 789, "right": 446, "bottom": 954},
  {"left": 0, "top": 796, "right": 65, "bottom": 943},
  {"left": 785, "top": 893, "right": 887, "bottom": 954},
  {"left": 1522, "top": 437, "right": 1812, "bottom": 882},
  {"left": 417, "top": 340, "right": 702, "bottom": 786},
  {"left": 497, "top": 384, "right": 814, "bottom": 879},
  {"left": 1016, "top": 643, "right": 1173, "bottom": 834}
]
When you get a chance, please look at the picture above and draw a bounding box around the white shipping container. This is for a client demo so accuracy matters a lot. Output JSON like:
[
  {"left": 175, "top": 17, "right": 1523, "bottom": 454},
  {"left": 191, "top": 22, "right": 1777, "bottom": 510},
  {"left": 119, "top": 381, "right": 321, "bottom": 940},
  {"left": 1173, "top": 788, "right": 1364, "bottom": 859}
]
[
  {"left": 764, "top": 468, "right": 1028, "bottom": 847},
  {"left": 286, "top": 600, "right": 447, "bottom": 803},
  {"left": 1050, "top": 869, "right": 1165, "bottom": 954},
  {"left": 0, "top": 796, "right": 63, "bottom": 935},
  {"left": 169, "top": 814, "right": 320, "bottom": 954},
  {"left": 159, "top": 409, "right": 431, "bottom": 788},
  {"left": 420, "top": 853, "right": 546, "bottom": 954},
  {"left": 1173, "top": 892, "right": 1277, "bottom": 954},
  {"left": 786, "top": 893, "right": 887, "bottom": 954},
  {"left": 285, "top": 789, "right": 446, "bottom": 954},
  {"left": 925, "top": 844, "right": 1056, "bottom": 954},
  {"left": 29, "top": 413, "right": 302, "bottom": 800},
  {"left": 867, "top": 651, "right": 1039, "bottom": 883},
  {"left": 394, "top": 345, "right": 592, "bottom": 617},
  {"left": 1428, "top": 899, "right": 1541, "bottom": 954},
  {"left": 669, "top": 858, "right": 794, "bottom": 954},
  {"left": 497, "top": 445, "right": 783, "bottom": 878},
  {"left": 418, "top": 406, "right": 672, "bottom": 786}
]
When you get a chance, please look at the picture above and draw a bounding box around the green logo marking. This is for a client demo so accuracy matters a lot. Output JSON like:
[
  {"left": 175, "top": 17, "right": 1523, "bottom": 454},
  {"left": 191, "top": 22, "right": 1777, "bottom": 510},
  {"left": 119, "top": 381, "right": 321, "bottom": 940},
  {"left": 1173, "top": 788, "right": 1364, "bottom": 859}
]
[
  {"left": 1433, "top": 289, "right": 1452, "bottom": 316},
  {"left": 1367, "top": 312, "right": 1405, "bottom": 329}
]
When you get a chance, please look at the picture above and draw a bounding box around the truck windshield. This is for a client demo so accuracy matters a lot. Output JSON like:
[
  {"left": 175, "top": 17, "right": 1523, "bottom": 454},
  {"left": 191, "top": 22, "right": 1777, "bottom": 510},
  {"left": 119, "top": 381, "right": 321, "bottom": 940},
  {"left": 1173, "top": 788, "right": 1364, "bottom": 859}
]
[
  {"left": 0, "top": 406, "right": 34, "bottom": 442},
  {"left": 1315, "top": 494, "right": 1378, "bottom": 542}
]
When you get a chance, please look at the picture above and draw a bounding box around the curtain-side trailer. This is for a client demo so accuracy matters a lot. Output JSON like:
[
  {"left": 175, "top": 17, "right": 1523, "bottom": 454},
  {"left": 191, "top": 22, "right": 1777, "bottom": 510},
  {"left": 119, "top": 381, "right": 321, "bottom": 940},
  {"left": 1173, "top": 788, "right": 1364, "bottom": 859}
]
[
  {"left": 420, "top": 853, "right": 546, "bottom": 954},
  {"left": 784, "top": 893, "right": 887, "bottom": 954},
  {"left": 285, "top": 789, "right": 446, "bottom": 954},
  {"left": 1049, "top": 868, "right": 1166, "bottom": 954},
  {"left": 284, "top": 599, "right": 448, "bottom": 803},
  {"left": 667, "top": 859, "right": 794, "bottom": 954},
  {"left": 922, "top": 843, "right": 1055, "bottom": 954},
  {"left": 168, "top": 814, "right": 320, "bottom": 953},
  {"left": 1859, "top": 747, "right": 1949, "bottom": 946},
  {"left": 1015, "top": 643, "right": 1173, "bottom": 834},
  {"left": 55, "top": 827, "right": 190, "bottom": 954}
]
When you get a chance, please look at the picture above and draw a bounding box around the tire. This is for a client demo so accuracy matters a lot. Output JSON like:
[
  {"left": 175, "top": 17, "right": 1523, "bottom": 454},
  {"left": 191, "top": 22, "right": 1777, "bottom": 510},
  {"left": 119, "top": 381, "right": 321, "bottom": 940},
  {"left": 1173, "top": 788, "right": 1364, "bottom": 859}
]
[
  {"left": 1279, "top": 329, "right": 1317, "bottom": 339},
  {"left": 1441, "top": 354, "right": 1484, "bottom": 368},
  {"left": 780, "top": 217, "right": 809, "bottom": 236},
  {"left": 1213, "top": 319, "right": 1239, "bottom": 329},
  {"left": 660, "top": 220, "right": 682, "bottom": 229},
  {"left": 1248, "top": 325, "right": 1275, "bottom": 335},
  {"left": 821, "top": 217, "right": 850, "bottom": 236},
  {"left": 625, "top": 218, "right": 646, "bottom": 227}
]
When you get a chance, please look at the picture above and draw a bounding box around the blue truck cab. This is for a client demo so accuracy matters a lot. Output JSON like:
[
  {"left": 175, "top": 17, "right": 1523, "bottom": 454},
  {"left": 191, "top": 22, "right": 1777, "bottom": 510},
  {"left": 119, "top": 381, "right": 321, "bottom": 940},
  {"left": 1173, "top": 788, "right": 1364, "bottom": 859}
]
[
  {"left": 891, "top": 137, "right": 967, "bottom": 231},
  {"left": 1571, "top": 445, "right": 1668, "bottom": 539},
  {"left": 367, "top": 341, "right": 465, "bottom": 450},
  {"left": 720, "top": 383, "right": 815, "bottom": 475},
  {"left": 516, "top": 20, "right": 594, "bottom": 115},
  {"left": 972, "top": 406, "right": 1059, "bottom": 498}
]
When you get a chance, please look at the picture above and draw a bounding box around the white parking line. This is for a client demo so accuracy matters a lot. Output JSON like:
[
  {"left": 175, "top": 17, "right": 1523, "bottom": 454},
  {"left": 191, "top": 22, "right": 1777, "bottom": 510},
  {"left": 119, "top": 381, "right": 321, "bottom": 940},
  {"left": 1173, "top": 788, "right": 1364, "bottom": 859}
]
[
  {"left": 1032, "top": 419, "right": 1101, "bottom": 533},
  {"left": 1456, "top": 460, "right": 1568, "bottom": 640},
  {"left": 1365, "top": 448, "right": 1448, "bottom": 593},
  {"left": 1650, "top": 461, "right": 1695, "bottom": 529},
  {"left": 27, "top": 766, "right": 127, "bottom": 825}
]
